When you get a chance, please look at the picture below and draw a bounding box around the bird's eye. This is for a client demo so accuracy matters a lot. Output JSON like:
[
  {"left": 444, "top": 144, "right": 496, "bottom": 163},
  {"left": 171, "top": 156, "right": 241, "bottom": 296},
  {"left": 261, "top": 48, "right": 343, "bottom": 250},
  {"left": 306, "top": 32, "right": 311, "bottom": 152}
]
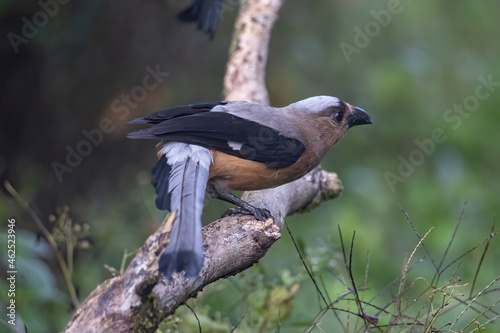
[{"left": 334, "top": 110, "right": 344, "bottom": 123}]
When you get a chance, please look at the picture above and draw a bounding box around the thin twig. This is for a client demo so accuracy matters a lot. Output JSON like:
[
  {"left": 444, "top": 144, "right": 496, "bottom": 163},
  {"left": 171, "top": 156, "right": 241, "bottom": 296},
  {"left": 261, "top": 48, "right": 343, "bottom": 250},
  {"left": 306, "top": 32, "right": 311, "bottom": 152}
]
[
  {"left": 462, "top": 296, "right": 500, "bottom": 332},
  {"left": 400, "top": 205, "right": 438, "bottom": 273},
  {"left": 338, "top": 226, "right": 381, "bottom": 331},
  {"left": 450, "top": 275, "right": 500, "bottom": 329},
  {"left": 184, "top": 302, "right": 202, "bottom": 333},
  {"left": 440, "top": 234, "right": 497, "bottom": 278},
  {"left": 230, "top": 312, "right": 247, "bottom": 333},
  {"left": 468, "top": 312, "right": 500, "bottom": 332},
  {"left": 424, "top": 277, "right": 461, "bottom": 333},
  {"left": 396, "top": 227, "right": 433, "bottom": 318},
  {"left": 363, "top": 250, "right": 370, "bottom": 290},
  {"left": 4, "top": 180, "right": 80, "bottom": 309},
  {"left": 470, "top": 216, "right": 497, "bottom": 298},
  {"left": 285, "top": 223, "right": 328, "bottom": 307},
  {"left": 435, "top": 201, "right": 466, "bottom": 287}
]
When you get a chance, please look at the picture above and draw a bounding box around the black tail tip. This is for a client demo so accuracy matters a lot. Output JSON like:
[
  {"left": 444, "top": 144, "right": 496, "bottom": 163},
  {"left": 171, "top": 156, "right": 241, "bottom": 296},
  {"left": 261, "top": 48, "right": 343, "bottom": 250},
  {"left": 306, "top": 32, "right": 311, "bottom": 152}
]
[{"left": 159, "top": 250, "right": 204, "bottom": 277}]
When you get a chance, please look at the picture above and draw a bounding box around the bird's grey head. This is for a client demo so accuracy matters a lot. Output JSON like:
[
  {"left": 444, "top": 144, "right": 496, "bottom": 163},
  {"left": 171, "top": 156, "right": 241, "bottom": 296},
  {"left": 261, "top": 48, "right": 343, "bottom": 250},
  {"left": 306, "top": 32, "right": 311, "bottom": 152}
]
[
  {"left": 290, "top": 96, "right": 341, "bottom": 114},
  {"left": 289, "top": 95, "right": 372, "bottom": 129}
]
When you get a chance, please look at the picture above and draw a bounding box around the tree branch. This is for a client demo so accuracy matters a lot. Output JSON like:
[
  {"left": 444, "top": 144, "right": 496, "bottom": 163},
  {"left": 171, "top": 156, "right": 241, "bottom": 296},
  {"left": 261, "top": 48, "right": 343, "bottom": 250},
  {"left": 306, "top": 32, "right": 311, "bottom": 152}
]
[
  {"left": 64, "top": 0, "right": 343, "bottom": 331},
  {"left": 224, "top": 0, "right": 283, "bottom": 105}
]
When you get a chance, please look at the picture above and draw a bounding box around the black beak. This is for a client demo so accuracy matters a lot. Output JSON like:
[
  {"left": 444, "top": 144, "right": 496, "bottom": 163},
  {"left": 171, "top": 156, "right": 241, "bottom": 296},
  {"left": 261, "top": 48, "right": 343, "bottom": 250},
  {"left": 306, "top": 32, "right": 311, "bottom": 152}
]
[{"left": 347, "top": 107, "right": 372, "bottom": 128}]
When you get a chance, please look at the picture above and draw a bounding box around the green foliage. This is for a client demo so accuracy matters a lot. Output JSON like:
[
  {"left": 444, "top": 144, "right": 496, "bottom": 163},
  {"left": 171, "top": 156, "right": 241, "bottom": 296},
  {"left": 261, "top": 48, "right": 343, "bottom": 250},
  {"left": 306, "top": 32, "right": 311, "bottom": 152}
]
[
  {"left": 156, "top": 268, "right": 301, "bottom": 333},
  {"left": 1, "top": 185, "right": 92, "bottom": 331},
  {"left": 154, "top": 210, "right": 499, "bottom": 332}
]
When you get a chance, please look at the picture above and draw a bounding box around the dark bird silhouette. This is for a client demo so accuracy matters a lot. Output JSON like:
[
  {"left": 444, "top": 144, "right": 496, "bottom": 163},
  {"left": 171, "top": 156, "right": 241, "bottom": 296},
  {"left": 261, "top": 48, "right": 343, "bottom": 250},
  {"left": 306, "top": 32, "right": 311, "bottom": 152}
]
[{"left": 178, "top": 0, "right": 225, "bottom": 38}]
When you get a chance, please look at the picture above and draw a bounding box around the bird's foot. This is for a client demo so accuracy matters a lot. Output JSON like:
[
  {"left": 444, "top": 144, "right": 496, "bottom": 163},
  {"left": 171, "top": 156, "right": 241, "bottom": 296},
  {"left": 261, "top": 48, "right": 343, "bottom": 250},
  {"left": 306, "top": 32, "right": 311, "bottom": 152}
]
[
  {"left": 222, "top": 206, "right": 272, "bottom": 222},
  {"left": 221, "top": 207, "right": 250, "bottom": 218}
]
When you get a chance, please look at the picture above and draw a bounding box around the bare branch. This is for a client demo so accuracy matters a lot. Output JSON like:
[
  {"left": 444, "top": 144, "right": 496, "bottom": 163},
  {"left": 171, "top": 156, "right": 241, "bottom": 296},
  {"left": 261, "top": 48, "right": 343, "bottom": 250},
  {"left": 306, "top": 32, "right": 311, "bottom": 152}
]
[{"left": 224, "top": 0, "right": 283, "bottom": 105}]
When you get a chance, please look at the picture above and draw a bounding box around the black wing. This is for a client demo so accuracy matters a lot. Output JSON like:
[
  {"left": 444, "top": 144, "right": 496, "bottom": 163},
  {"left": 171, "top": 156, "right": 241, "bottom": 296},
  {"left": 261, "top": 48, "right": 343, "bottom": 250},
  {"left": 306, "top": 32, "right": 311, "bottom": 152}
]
[
  {"left": 128, "top": 107, "right": 305, "bottom": 169},
  {"left": 128, "top": 102, "right": 226, "bottom": 124},
  {"left": 177, "top": 0, "right": 224, "bottom": 38}
]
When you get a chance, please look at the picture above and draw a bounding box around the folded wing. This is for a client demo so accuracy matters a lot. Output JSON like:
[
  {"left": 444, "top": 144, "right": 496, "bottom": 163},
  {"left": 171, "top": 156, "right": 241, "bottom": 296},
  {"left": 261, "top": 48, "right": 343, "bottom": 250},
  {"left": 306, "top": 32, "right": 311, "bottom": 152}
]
[{"left": 128, "top": 104, "right": 305, "bottom": 169}]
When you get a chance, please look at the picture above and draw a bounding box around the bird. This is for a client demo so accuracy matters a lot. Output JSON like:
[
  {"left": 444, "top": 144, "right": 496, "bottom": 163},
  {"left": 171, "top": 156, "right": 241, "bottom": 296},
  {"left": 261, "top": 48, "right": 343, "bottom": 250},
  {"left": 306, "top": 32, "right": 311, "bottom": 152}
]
[
  {"left": 128, "top": 96, "right": 372, "bottom": 277},
  {"left": 177, "top": 0, "right": 225, "bottom": 38}
]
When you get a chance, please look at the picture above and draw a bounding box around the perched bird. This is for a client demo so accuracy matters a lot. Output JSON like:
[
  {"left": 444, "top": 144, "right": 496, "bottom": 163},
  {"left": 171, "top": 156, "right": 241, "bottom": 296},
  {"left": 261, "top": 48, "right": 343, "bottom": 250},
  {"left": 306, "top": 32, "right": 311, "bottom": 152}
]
[
  {"left": 177, "top": 0, "right": 225, "bottom": 38},
  {"left": 128, "top": 96, "right": 371, "bottom": 276}
]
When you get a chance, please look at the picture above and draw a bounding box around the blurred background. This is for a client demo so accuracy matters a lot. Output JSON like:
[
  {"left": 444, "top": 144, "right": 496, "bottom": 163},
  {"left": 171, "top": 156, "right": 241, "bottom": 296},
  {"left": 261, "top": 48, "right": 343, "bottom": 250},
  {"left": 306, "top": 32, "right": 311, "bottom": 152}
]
[{"left": 1, "top": 0, "right": 499, "bottom": 331}]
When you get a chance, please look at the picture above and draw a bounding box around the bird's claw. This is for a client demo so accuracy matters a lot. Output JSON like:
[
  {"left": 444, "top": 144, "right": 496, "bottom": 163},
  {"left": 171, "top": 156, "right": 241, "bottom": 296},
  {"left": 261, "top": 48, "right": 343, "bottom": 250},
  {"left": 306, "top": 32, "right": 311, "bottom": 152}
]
[
  {"left": 252, "top": 207, "right": 273, "bottom": 222},
  {"left": 221, "top": 207, "right": 251, "bottom": 218},
  {"left": 222, "top": 207, "right": 273, "bottom": 222}
]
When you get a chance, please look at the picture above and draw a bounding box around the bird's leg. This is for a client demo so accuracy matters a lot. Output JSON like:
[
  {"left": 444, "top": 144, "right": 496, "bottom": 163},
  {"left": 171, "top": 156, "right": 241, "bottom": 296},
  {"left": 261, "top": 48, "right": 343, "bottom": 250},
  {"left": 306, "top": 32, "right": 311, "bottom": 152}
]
[
  {"left": 211, "top": 191, "right": 272, "bottom": 222},
  {"left": 207, "top": 180, "right": 273, "bottom": 221}
]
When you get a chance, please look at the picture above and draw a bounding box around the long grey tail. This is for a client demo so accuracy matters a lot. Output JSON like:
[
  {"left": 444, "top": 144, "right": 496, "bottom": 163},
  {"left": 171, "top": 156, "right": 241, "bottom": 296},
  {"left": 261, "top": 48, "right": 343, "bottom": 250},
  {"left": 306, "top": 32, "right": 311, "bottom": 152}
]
[{"left": 158, "top": 154, "right": 209, "bottom": 276}]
